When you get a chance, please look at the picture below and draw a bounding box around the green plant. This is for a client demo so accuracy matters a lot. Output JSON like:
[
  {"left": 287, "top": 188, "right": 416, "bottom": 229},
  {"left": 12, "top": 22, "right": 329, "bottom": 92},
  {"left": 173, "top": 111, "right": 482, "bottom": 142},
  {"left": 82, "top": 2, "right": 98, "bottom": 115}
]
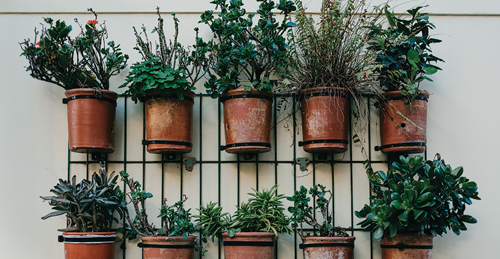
[
  {"left": 355, "top": 155, "right": 480, "bottom": 241},
  {"left": 283, "top": 0, "right": 385, "bottom": 94},
  {"left": 120, "top": 8, "right": 212, "bottom": 102},
  {"left": 20, "top": 9, "right": 129, "bottom": 90},
  {"left": 118, "top": 171, "right": 196, "bottom": 239},
  {"left": 287, "top": 184, "right": 348, "bottom": 237},
  {"left": 195, "top": 185, "right": 292, "bottom": 241},
  {"left": 366, "top": 6, "right": 444, "bottom": 101},
  {"left": 200, "top": 0, "right": 296, "bottom": 98},
  {"left": 40, "top": 170, "right": 125, "bottom": 232}
]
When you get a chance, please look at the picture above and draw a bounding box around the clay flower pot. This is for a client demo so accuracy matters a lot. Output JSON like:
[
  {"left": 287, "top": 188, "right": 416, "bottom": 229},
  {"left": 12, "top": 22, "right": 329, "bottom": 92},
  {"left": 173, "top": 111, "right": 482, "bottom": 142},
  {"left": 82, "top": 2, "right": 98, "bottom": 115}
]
[
  {"left": 300, "top": 236, "right": 355, "bottom": 259},
  {"left": 139, "top": 236, "right": 196, "bottom": 259},
  {"left": 377, "top": 91, "right": 429, "bottom": 154},
  {"left": 222, "top": 232, "right": 275, "bottom": 259},
  {"left": 143, "top": 90, "right": 195, "bottom": 154},
  {"left": 220, "top": 88, "right": 273, "bottom": 154},
  {"left": 381, "top": 233, "right": 433, "bottom": 259},
  {"left": 64, "top": 89, "right": 117, "bottom": 153},
  {"left": 58, "top": 232, "right": 116, "bottom": 259},
  {"left": 299, "top": 87, "right": 350, "bottom": 153}
]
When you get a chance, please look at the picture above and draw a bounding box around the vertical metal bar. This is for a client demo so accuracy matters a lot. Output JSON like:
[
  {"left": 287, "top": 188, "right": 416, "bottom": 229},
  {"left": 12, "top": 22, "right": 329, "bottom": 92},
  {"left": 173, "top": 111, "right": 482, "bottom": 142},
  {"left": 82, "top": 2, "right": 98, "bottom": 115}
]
[
  {"left": 237, "top": 154, "right": 240, "bottom": 205},
  {"left": 198, "top": 94, "right": 203, "bottom": 259},
  {"left": 368, "top": 97, "right": 374, "bottom": 259},
  {"left": 292, "top": 97, "right": 297, "bottom": 259},
  {"left": 349, "top": 100, "right": 354, "bottom": 237},
  {"left": 180, "top": 153, "right": 184, "bottom": 199},
  {"left": 67, "top": 149, "right": 70, "bottom": 181},
  {"left": 217, "top": 97, "right": 222, "bottom": 259},
  {"left": 123, "top": 96, "right": 128, "bottom": 259},
  {"left": 273, "top": 95, "right": 278, "bottom": 259},
  {"left": 256, "top": 155, "right": 259, "bottom": 190}
]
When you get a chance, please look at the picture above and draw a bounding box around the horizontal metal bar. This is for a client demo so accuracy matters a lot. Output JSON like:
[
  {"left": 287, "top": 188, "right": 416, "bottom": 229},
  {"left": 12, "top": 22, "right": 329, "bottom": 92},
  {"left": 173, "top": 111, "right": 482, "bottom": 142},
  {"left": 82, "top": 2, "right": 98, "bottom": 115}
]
[{"left": 68, "top": 160, "right": 389, "bottom": 164}]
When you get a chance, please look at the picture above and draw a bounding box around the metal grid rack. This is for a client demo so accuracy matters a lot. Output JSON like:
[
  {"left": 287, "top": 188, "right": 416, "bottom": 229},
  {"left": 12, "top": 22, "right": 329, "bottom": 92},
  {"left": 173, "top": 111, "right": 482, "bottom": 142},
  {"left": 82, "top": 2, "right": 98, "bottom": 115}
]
[{"left": 67, "top": 93, "right": 423, "bottom": 259}]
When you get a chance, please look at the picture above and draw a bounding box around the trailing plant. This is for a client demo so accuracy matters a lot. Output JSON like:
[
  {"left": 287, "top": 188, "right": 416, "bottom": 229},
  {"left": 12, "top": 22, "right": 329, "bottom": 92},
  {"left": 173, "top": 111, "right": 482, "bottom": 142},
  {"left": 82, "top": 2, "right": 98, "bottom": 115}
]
[
  {"left": 40, "top": 170, "right": 125, "bottom": 232},
  {"left": 200, "top": 0, "right": 296, "bottom": 98},
  {"left": 20, "top": 9, "right": 129, "bottom": 90},
  {"left": 355, "top": 155, "right": 480, "bottom": 241},
  {"left": 366, "top": 6, "right": 444, "bottom": 102},
  {"left": 283, "top": 0, "right": 385, "bottom": 95},
  {"left": 120, "top": 8, "right": 212, "bottom": 102},
  {"left": 118, "top": 171, "right": 196, "bottom": 239},
  {"left": 195, "top": 185, "right": 292, "bottom": 241},
  {"left": 288, "top": 185, "right": 348, "bottom": 237}
]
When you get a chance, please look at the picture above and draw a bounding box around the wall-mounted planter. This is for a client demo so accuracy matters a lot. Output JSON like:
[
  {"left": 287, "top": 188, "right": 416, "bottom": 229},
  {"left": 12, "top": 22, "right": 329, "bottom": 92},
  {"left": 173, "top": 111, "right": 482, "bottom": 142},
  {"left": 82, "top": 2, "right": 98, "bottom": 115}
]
[
  {"left": 377, "top": 91, "right": 429, "bottom": 154},
  {"left": 222, "top": 232, "right": 275, "bottom": 259},
  {"left": 139, "top": 236, "right": 196, "bottom": 259},
  {"left": 58, "top": 232, "right": 116, "bottom": 259},
  {"left": 380, "top": 233, "right": 433, "bottom": 259},
  {"left": 300, "top": 236, "right": 355, "bottom": 259},
  {"left": 143, "top": 90, "right": 195, "bottom": 154},
  {"left": 64, "top": 89, "right": 117, "bottom": 154},
  {"left": 220, "top": 88, "right": 273, "bottom": 154},
  {"left": 299, "top": 87, "right": 350, "bottom": 154}
]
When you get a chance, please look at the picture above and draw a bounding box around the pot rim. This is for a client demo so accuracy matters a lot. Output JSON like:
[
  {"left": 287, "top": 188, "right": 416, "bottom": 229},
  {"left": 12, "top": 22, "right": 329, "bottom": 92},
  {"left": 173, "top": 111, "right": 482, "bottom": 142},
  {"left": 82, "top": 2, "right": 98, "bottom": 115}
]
[
  {"left": 141, "top": 235, "right": 197, "bottom": 242},
  {"left": 301, "top": 236, "right": 356, "bottom": 242},
  {"left": 222, "top": 232, "right": 275, "bottom": 238}
]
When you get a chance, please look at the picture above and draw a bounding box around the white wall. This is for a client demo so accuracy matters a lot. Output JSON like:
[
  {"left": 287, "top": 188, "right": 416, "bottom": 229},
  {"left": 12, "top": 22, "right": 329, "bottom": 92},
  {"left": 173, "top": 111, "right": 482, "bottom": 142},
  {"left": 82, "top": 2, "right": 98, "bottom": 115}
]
[{"left": 1, "top": 0, "right": 499, "bottom": 258}]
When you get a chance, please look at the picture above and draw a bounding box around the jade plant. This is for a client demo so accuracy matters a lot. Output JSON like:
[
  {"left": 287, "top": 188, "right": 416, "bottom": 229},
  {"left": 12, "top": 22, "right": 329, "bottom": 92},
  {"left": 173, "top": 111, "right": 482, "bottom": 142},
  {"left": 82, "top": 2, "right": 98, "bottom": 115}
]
[
  {"left": 288, "top": 184, "right": 349, "bottom": 237},
  {"left": 20, "top": 9, "right": 129, "bottom": 90},
  {"left": 366, "top": 6, "right": 444, "bottom": 101},
  {"left": 118, "top": 171, "right": 196, "bottom": 240},
  {"left": 119, "top": 8, "right": 212, "bottom": 102},
  {"left": 200, "top": 0, "right": 296, "bottom": 98},
  {"left": 195, "top": 185, "right": 292, "bottom": 241},
  {"left": 40, "top": 170, "right": 125, "bottom": 232},
  {"left": 355, "top": 155, "right": 480, "bottom": 241}
]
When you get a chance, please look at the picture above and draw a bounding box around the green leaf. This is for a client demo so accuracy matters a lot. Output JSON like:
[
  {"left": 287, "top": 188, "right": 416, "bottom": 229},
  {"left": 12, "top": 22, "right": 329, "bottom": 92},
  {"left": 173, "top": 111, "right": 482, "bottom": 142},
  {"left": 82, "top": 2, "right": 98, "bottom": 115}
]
[
  {"left": 407, "top": 49, "right": 419, "bottom": 67},
  {"left": 398, "top": 210, "right": 409, "bottom": 222}
]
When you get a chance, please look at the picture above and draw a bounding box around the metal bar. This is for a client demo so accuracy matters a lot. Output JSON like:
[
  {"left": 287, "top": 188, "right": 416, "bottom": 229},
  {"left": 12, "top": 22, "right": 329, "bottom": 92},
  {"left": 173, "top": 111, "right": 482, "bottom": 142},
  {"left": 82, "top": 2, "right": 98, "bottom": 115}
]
[
  {"left": 198, "top": 94, "right": 203, "bottom": 259},
  {"left": 292, "top": 97, "right": 297, "bottom": 259},
  {"left": 123, "top": 96, "right": 128, "bottom": 259}
]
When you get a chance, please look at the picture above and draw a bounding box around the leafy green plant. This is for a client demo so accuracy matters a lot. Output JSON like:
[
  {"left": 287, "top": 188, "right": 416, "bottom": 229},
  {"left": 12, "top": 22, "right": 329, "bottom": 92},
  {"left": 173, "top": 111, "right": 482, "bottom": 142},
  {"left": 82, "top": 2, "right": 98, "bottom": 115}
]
[
  {"left": 20, "top": 9, "right": 129, "bottom": 90},
  {"left": 118, "top": 171, "right": 196, "bottom": 239},
  {"left": 40, "top": 170, "right": 125, "bottom": 232},
  {"left": 287, "top": 185, "right": 348, "bottom": 237},
  {"left": 355, "top": 155, "right": 480, "bottom": 241},
  {"left": 195, "top": 185, "right": 292, "bottom": 242},
  {"left": 120, "top": 8, "right": 212, "bottom": 102},
  {"left": 366, "top": 6, "right": 444, "bottom": 101},
  {"left": 200, "top": 0, "right": 296, "bottom": 98}
]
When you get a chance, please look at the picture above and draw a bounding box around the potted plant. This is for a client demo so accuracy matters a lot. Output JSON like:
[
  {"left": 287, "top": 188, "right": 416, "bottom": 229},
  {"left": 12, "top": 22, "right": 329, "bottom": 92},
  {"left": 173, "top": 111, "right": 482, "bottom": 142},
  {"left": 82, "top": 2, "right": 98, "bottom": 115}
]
[
  {"left": 20, "top": 9, "right": 129, "bottom": 154},
  {"left": 287, "top": 184, "right": 355, "bottom": 259},
  {"left": 284, "top": 0, "right": 385, "bottom": 154},
  {"left": 40, "top": 170, "right": 125, "bottom": 259},
  {"left": 120, "top": 8, "right": 212, "bottom": 154},
  {"left": 355, "top": 155, "right": 480, "bottom": 258},
  {"left": 195, "top": 185, "right": 292, "bottom": 258},
  {"left": 367, "top": 6, "right": 444, "bottom": 154},
  {"left": 200, "top": 0, "right": 296, "bottom": 154},
  {"left": 118, "top": 171, "right": 199, "bottom": 258}
]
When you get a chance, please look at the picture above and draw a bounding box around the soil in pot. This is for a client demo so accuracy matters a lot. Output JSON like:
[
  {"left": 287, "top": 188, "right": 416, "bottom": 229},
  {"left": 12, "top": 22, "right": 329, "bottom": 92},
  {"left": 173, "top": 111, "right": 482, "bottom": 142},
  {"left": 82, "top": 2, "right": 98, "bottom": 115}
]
[
  {"left": 222, "top": 232, "right": 275, "bottom": 259},
  {"left": 381, "top": 233, "right": 433, "bottom": 259},
  {"left": 144, "top": 90, "right": 195, "bottom": 154},
  {"left": 140, "top": 236, "right": 196, "bottom": 259},
  {"left": 64, "top": 89, "right": 117, "bottom": 154},
  {"left": 221, "top": 88, "right": 273, "bottom": 154},
  {"left": 300, "top": 87, "right": 350, "bottom": 154},
  {"left": 60, "top": 232, "right": 116, "bottom": 259},
  {"left": 301, "top": 236, "right": 355, "bottom": 259},
  {"left": 378, "top": 91, "right": 429, "bottom": 154}
]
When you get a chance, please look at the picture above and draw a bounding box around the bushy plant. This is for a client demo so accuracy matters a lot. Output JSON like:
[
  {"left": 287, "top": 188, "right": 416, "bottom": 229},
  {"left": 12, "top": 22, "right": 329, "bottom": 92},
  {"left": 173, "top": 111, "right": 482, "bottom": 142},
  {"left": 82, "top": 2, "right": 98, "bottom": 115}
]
[
  {"left": 20, "top": 9, "right": 129, "bottom": 90},
  {"left": 120, "top": 8, "right": 212, "bottom": 102},
  {"left": 195, "top": 185, "right": 292, "bottom": 241},
  {"left": 200, "top": 0, "right": 296, "bottom": 98},
  {"left": 356, "top": 155, "right": 480, "bottom": 241},
  {"left": 40, "top": 170, "right": 124, "bottom": 232},
  {"left": 288, "top": 184, "right": 348, "bottom": 237},
  {"left": 366, "top": 6, "right": 444, "bottom": 101}
]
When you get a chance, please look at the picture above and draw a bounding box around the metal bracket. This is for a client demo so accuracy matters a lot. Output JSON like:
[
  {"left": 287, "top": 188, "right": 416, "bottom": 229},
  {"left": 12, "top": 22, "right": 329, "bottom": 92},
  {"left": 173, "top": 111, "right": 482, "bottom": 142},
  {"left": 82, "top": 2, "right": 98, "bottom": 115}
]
[
  {"left": 296, "top": 157, "right": 310, "bottom": 172},
  {"left": 164, "top": 154, "right": 177, "bottom": 160},
  {"left": 182, "top": 157, "right": 197, "bottom": 172}
]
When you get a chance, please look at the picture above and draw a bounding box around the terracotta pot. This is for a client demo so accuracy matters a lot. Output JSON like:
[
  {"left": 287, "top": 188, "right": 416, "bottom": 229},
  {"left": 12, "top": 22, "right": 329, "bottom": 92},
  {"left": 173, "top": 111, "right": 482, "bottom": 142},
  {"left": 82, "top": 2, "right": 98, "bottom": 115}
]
[
  {"left": 59, "top": 232, "right": 116, "bottom": 259},
  {"left": 381, "top": 233, "right": 433, "bottom": 259},
  {"left": 378, "top": 91, "right": 429, "bottom": 154},
  {"left": 221, "top": 89, "right": 273, "bottom": 154},
  {"left": 140, "top": 236, "right": 196, "bottom": 259},
  {"left": 222, "top": 232, "right": 275, "bottom": 259},
  {"left": 300, "top": 87, "right": 350, "bottom": 153},
  {"left": 64, "top": 89, "right": 117, "bottom": 153},
  {"left": 144, "top": 90, "right": 195, "bottom": 154},
  {"left": 301, "top": 236, "right": 355, "bottom": 259}
]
